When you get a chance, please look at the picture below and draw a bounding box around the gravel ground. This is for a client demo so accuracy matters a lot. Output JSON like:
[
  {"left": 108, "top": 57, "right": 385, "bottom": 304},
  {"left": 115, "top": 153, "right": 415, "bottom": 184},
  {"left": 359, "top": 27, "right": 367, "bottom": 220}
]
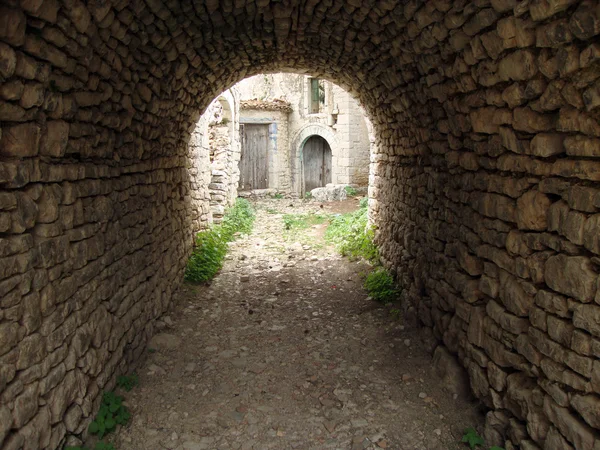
[{"left": 109, "top": 197, "right": 483, "bottom": 450}]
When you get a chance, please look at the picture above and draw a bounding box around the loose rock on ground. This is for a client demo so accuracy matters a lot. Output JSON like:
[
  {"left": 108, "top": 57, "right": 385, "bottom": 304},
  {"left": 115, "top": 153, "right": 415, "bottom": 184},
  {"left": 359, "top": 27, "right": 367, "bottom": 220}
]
[{"left": 112, "top": 198, "right": 482, "bottom": 450}]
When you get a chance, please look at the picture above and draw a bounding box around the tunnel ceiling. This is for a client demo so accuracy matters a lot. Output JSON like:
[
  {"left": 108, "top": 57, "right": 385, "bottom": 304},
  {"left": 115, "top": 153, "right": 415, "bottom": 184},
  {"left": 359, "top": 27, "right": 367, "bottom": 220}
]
[{"left": 1, "top": 0, "right": 600, "bottom": 449}]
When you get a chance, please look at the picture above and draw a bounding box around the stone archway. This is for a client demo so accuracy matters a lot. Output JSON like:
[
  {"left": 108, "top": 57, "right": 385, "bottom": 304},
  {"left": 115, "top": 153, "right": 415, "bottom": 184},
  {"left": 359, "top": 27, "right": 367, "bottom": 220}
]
[
  {"left": 292, "top": 124, "right": 340, "bottom": 195},
  {"left": 0, "top": 1, "right": 599, "bottom": 448}
]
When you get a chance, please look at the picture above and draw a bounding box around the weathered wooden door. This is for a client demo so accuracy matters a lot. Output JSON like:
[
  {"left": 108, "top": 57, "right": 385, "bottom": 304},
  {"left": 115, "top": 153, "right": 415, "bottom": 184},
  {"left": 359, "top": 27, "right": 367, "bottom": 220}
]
[
  {"left": 239, "top": 124, "right": 269, "bottom": 190},
  {"left": 303, "top": 136, "right": 332, "bottom": 192}
]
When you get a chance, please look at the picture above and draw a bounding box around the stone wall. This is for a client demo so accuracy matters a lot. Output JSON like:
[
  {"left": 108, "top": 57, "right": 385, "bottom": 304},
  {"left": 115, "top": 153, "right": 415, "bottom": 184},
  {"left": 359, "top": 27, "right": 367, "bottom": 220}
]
[
  {"left": 204, "top": 91, "right": 240, "bottom": 222},
  {"left": 0, "top": 0, "right": 599, "bottom": 449}
]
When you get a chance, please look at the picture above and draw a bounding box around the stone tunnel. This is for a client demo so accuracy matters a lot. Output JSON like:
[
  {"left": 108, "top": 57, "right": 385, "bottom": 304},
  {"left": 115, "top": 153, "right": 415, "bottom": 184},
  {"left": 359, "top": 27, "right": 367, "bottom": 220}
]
[{"left": 1, "top": 0, "right": 600, "bottom": 448}]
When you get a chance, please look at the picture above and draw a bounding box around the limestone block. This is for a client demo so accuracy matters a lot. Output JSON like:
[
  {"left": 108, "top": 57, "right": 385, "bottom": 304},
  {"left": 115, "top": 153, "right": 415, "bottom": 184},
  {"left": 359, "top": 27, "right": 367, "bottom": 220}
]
[
  {"left": 0, "top": 404, "right": 11, "bottom": 447},
  {"left": 573, "top": 304, "right": 600, "bottom": 338},
  {"left": 544, "top": 426, "right": 575, "bottom": 450},
  {"left": 530, "top": 0, "right": 578, "bottom": 21},
  {"left": 62, "top": 0, "right": 91, "bottom": 33},
  {"left": 40, "top": 120, "right": 69, "bottom": 157},
  {"left": 37, "top": 187, "right": 59, "bottom": 224},
  {"left": 546, "top": 314, "right": 574, "bottom": 347},
  {"left": 544, "top": 395, "right": 595, "bottom": 450},
  {"left": 545, "top": 255, "right": 597, "bottom": 302},
  {"left": 529, "top": 133, "right": 565, "bottom": 157},
  {"left": 0, "top": 123, "right": 41, "bottom": 157},
  {"left": 0, "top": 42, "right": 16, "bottom": 80},
  {"left": 512, "top": 107, "right": 553, "bottom": 133},
  {"left": 12, "top": 382, "right": 39, "bottom": 428},
  {"left": 569, "top": 0, "right": 600, "bottom": 40},
  {"left": 516, "top": 190, "right": 551, "bottom": 231},
  {"left": 432, "top": 345, "right": 471, "bottom": 396},
  {"left": 498, "top": 50, "right": 537, "bottom": 81},
  {"left": 564, "top": 135, "right": 600, "bottom": 157},
  {"left": 497, "top": 270, "right": 535, "bottom": 317},
  {"left": 310, "top": 185, "right": 348, "bottom": 202},
  {"left": 0, "top": 6, "right": 26, "bottom": 46}
]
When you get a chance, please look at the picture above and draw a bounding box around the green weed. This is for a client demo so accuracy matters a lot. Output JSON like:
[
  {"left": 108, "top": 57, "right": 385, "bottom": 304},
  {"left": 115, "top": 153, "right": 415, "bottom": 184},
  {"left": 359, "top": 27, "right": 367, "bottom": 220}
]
[
  {"left": 304, "top": 191, "right": 312, "bottom": 200},
  {"left": 364, "top": 268, "right": 398, "bottom": 304},
  {"left": 283, "top": 213, "right": 327, "bottom": 231},
  {"left": 220, "top": 198, "right": 255, "bottom": 239},
  {"left": 462, "top": 427, "right": 485, "bottom": 449},
  {"left": 88, "top": 392, "right": 131, "bottom": 440},
  {"left": 344, "top": 186, "right": 357, "bottom": 196},
  {"left": 325, "top": 201, "right": 378, "bottom": 262},
  {"left": 460, "top": 427, "right": 505, "bottom": 450},
  {"left": 271, "top": 192, "right": 284, "bottom": 199},
  {"left": 390, "top": 308, "right": 401, "bottom": 320},
  {"left": 116, "top": 373, "right": 138, "bottom": 392},
  {"left": 185, "top": 199, "right": 255, "bottom": 283},
  {"left": 266, "top": 208, "right": 280, "bottom": 214}
]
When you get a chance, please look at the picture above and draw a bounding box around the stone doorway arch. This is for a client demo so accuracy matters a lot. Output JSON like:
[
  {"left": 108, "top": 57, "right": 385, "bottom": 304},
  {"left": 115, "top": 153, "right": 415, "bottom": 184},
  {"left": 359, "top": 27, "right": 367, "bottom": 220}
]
[{"left": 292, "top": 124, "right": 340, "bottom": 195}]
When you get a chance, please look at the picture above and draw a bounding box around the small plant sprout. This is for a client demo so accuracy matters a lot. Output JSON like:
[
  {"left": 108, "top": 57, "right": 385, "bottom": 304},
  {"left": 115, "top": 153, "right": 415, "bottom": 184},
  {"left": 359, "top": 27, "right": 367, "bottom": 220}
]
[
  {"left": 88, "top": 392, "right": 131, "bottom": 439},
  {"left": 116, "top": 373, "right": 139, "bottom": 392},
  {"left": 390, "top": 308, "right": 401, "bottom": 320},
  {"left": 461, "top": 427, "right": 485, "bottom": 449}
]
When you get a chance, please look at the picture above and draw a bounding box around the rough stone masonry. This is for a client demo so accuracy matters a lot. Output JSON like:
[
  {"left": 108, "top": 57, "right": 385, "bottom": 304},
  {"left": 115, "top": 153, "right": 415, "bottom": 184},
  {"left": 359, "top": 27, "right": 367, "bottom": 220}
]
[{"left": 0, "top": 0, "right": 599, "bottom": 449}]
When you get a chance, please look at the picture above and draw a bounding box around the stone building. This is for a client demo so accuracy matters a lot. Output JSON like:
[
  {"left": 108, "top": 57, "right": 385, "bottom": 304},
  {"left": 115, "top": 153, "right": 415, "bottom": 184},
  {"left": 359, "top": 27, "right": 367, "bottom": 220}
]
[
  {"left": 236, "top": 73, "right": 372, "bottom": 195},
  {"left": 1, "top": 1, "right": 600, "bottom": 449}
]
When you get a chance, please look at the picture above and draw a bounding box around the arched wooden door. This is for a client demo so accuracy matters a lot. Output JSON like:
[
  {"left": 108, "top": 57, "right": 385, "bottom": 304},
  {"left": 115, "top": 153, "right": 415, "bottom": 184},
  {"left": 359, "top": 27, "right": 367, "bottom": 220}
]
[{"left": 303, "top": 136, "right": 332, "bottom": 192}]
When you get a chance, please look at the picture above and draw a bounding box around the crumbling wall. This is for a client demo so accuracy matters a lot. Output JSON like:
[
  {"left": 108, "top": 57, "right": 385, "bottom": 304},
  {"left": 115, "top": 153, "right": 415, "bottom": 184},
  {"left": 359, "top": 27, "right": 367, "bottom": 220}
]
[{"left": 205, "top": 91, "right": 240, "bottom": 222}]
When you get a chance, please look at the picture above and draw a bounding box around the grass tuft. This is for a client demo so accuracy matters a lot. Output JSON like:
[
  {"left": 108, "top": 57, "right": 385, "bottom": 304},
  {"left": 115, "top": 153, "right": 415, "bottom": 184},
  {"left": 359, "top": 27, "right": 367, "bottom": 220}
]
[
  {"left": 185, "top": 198, "right": 255, "bottom": 283},
  {"left": 344, "top": 185, "right": 357, "bottom": 196},
  {"left": 325, "top": 199, "right": 378, "bottom": 262},
  {"left": 283, "top": 213, "right": 327, "bottom": 230},
  {"left": 364, "top": 268, "right": 398, "bottom": 303}
]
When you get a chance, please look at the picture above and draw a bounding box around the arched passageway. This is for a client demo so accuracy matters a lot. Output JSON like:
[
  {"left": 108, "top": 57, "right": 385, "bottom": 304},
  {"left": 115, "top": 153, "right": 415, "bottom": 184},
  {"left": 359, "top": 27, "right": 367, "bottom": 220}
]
[{"left": 0, "top": 1, "right": 599, "bottom": 448}]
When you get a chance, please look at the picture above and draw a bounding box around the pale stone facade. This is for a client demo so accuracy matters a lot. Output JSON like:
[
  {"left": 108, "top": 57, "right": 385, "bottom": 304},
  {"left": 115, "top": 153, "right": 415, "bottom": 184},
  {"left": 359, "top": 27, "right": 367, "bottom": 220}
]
[
  {"left": 238, "top": 103, "right": 293, "bottom": 193},
  {"left": 0, "top": 1, "right": 600, "bottom": 449},
  {"left": 237, "top": 73, "right": 372, "bottom": 194}
]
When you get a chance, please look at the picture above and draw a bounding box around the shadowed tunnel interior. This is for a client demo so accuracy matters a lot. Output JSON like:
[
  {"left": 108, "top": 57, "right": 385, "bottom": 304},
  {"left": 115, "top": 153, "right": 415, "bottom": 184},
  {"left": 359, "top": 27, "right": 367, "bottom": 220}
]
[{"left": 1, "top": 0, "right": 600, "bottom": 448}]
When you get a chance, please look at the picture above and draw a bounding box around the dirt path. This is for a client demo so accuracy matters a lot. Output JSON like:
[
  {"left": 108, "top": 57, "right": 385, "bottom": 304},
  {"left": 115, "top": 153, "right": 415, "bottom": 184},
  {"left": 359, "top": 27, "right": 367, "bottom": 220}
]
[{"left": 112, "top": 198, "right": 483, "bottom": 450}]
